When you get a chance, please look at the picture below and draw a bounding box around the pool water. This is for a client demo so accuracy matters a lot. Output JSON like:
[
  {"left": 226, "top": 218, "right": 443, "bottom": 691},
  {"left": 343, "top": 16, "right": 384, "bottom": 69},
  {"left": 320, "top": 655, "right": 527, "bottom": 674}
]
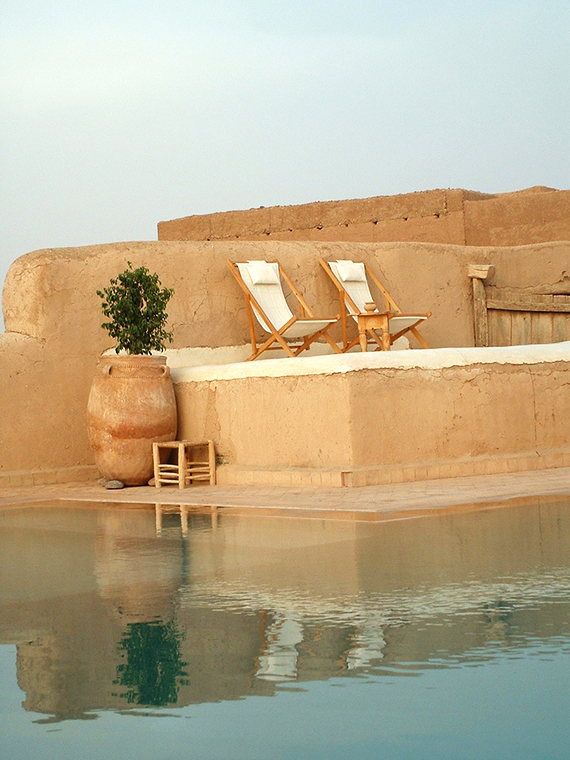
[{"left": 1, "top": 500, "right": 570, "bottom": 759}]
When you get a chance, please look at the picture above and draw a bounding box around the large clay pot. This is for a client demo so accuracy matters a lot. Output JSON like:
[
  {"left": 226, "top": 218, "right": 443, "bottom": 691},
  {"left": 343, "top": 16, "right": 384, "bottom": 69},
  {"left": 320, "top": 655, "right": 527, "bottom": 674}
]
[{"left": 87, "top": 355, "right": 177, "bottom": 486}]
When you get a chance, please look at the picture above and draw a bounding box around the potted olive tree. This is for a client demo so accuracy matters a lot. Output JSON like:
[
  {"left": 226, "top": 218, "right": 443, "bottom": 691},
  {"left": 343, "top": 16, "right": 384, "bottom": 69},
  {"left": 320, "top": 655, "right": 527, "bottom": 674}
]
[
  {"left": 98, "top": 262, "right": 174, "bottom": 355},
  {"left": 87, "top": 263, "right": 177, "bottom": 487}
]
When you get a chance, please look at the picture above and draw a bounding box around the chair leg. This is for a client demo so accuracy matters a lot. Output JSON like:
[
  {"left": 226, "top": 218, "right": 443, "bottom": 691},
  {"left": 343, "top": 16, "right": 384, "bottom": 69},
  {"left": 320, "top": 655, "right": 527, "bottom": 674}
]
[
  {"left": 390, "top": 321, "right": 430, "bottom": 348},
  {"left": 323, "top": 330, "right": 342, "bottom": 354},
  {"left": 292, "top": 325, "right": 340, "bottom": 356},
  {"left": 410, "top": 325, "right": 430, "bottom": 348},
  {"left": 247, "top": 332, "right": 296, "bottom": 360}
]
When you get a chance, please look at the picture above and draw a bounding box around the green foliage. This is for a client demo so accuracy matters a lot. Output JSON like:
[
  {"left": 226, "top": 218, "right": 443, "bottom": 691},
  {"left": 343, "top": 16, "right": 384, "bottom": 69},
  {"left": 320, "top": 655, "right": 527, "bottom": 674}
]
[
  {"left": 97, "top": 262, "right": 174, "bottom": 355},
  {"left": 115, "top": 619, "right": 189, "bottom": 706}
]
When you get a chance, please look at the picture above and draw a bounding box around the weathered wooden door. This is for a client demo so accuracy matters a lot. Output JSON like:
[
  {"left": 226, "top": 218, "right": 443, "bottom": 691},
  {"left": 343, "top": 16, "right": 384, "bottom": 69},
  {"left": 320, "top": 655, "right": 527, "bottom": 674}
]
[
  {"left": 469, "top": 265, "right": 570, "bottom": 347},
  {"left": 486, "top": 289, "right": 570, "bottom": 347}
]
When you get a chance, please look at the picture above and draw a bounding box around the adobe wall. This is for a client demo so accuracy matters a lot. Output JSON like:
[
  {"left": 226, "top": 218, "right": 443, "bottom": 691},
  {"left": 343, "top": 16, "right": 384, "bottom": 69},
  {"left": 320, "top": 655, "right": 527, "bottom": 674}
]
[
  {"left": 158, "top": 186, "right": 570, "bottom": 248},
  {"left": 172, "top": 345, "right": 570, "bottom": 487},
  {"left": 0, "top": 333, "right": 96, "bottom": 483},
  {"left": 2, "top": 238, "right": 570, "bottom": 486},
  {"left": 464, "top": 188, "right": 570, "bottom": 246},
  {"left": 158, "top": 189, "right": 472, "bottom": 245}
]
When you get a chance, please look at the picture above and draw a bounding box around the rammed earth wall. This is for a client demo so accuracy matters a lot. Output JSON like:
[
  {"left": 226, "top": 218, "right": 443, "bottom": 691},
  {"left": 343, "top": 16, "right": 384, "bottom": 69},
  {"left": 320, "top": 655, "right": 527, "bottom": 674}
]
[
  {"left": 1, "top": 238, "right": 570, "bottom": 486},
  {"left": 172, "top": 345, "right": 570, "bottom": 487},
  {"left": 158, "top": 186, "right": 570, "bottom": 248}
]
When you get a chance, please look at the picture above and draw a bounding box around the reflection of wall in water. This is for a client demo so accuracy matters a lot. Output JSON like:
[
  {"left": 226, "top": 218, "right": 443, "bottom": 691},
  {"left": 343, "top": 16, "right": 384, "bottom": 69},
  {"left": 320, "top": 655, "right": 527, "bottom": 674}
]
[
  {"left": 352, "top": 499, "right": 570, "bottom": 594},
  {"left": 16, "top": 594, "right": 123, "bottom": 721},
  {"left": 354, "top": 500, "right": 570, "bottom": 667},
  {"left": 2, "top": 502, "right": 570, "bottom": 721}
]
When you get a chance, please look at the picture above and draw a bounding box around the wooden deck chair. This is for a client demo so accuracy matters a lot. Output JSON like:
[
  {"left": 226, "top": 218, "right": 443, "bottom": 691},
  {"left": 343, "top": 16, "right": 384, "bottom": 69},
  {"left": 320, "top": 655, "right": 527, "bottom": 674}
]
[
  {"left": 227, "top": 260, "right": 341, "bottom": 361},
  {"left": 319, "top": 258, "right": 431, "bottom": 351}
]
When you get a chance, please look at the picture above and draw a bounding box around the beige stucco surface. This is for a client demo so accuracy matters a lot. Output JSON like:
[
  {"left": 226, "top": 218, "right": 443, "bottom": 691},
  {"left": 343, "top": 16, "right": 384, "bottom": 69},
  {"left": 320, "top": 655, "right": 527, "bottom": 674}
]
[
  {"left": 1, "top": 237, "right": 570, "bottom": 486},
  {"left": 5, "top": 239, "right": 570, "bottom": 351},
  {"left": 173, "top": 344, "right": 570, "bottom": 486},
  {"left": 158, "top": 186, "right": 570, "bottom": 248}
]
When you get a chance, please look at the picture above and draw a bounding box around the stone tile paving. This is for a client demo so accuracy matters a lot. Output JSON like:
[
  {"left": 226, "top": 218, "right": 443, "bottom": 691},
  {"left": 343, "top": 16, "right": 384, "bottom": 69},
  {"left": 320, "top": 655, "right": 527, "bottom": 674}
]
[{"left": 1, "top": 468, "right": 570, "bottom": 521}]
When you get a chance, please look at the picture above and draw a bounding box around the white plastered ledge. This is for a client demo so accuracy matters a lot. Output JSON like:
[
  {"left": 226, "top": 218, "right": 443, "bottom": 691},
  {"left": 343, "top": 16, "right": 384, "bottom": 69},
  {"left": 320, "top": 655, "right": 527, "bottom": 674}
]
[{"left": 170, "top": 341, "right": 570, "bottom": 384}]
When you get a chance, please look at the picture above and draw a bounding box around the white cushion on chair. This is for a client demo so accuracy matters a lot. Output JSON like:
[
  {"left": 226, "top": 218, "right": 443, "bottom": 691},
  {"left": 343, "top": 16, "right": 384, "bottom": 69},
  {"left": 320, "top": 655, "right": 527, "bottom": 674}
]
[
  {"left": 335, "top": 260, "right": 367, "bottom": 282},
  {"left": 247, "top": 260, "right": 280, "bottom": 285}
]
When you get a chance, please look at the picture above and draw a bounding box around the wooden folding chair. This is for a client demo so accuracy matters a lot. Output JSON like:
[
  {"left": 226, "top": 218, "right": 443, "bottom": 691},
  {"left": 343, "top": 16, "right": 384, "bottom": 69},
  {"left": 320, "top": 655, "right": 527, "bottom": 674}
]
[
  {"left": 319, "top": 258, "right": 431, "bottom": 351},
  {"left": 227, "top": 260, "right": 341, "bottom": 360}
]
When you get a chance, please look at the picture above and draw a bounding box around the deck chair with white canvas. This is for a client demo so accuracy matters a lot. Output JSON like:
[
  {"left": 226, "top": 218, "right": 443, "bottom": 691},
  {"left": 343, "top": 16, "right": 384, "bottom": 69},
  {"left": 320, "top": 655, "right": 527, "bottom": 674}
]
[
  {"left": 319, "top": 259, "right": 431, "bottom": 352},
  {"left": 227, "top": 260, "right": 341, "bottom": 361}
]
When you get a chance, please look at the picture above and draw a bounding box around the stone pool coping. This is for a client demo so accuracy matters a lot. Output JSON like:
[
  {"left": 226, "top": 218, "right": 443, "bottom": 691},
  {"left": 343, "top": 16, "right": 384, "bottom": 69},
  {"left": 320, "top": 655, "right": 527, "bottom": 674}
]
[{"left": 1, "top": 467, "right": 569, "bottom": 522}]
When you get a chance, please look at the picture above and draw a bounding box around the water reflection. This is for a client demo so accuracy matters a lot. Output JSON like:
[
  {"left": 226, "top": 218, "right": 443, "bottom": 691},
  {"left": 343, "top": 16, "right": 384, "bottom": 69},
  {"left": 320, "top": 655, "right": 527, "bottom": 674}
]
[
  {"left": 1, "top": 498, "right": 570, "bottom": 722},
  {"left": 115, "top": 620, "right": 188, "bottom": 707}
]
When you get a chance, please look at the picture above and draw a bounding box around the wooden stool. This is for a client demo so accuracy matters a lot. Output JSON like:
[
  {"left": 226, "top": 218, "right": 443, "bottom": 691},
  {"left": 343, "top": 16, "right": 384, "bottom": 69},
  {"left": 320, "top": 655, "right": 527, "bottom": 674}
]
[
  {"left": 152, "top": 440, "right": 216, "bottom": 488},
  {"left": 155, "top": 504, "right": 219, "bottom": 536}
]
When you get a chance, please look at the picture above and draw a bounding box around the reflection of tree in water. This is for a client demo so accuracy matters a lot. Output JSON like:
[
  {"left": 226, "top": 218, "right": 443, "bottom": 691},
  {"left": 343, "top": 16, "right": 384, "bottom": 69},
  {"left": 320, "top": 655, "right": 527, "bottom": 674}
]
[
  {"left": 115, "top": 620, "right": 188, "bottom": 706},
  {"left": 482, "top": 600, "right": 514, "bottom": 643}
]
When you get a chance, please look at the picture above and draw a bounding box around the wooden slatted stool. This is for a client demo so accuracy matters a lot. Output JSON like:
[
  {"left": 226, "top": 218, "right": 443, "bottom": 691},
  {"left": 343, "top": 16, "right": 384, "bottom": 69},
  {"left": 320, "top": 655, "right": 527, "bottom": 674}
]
[{"left": 152, "top": 440, "right": 216, "bottom": 488}]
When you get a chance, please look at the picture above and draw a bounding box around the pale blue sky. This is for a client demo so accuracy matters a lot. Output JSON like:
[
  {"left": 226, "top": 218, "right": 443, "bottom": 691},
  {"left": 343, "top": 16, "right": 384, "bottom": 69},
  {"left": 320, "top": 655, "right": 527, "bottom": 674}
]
[{"left": 1, "top": 0, "right": 569, "bottom": 291}]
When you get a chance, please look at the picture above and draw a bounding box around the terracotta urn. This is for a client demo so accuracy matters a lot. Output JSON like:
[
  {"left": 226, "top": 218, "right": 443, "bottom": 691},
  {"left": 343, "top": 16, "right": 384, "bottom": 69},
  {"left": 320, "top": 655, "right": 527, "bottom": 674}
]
[{"left": 87, "top": 355, "right": 177, "bottom": 486}]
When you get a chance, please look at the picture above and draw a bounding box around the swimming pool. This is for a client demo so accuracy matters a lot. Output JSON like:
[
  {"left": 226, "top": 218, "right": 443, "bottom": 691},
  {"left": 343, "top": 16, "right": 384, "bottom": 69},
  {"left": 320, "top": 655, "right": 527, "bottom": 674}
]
[{"left": 1, "top": 500, "right": 569, "bottom": 759}]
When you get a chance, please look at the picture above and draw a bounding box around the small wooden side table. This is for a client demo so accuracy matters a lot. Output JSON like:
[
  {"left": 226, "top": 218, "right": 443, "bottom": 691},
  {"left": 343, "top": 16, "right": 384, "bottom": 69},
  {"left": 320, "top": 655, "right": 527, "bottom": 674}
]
[
  {"left": 152, "top": 440, "right": 216, "bottom": 488},
  {"left": 357, "top": 304, "right": 393, "bottom": 351}
]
